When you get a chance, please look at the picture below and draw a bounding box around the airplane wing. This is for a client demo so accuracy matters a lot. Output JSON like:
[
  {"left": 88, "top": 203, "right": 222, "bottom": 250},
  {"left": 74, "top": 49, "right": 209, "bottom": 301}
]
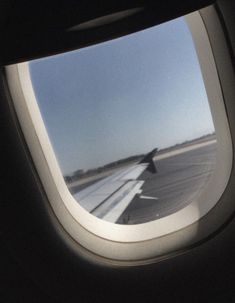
[{"left": 73, "top": 149, "right": 158, "bottom": 223}]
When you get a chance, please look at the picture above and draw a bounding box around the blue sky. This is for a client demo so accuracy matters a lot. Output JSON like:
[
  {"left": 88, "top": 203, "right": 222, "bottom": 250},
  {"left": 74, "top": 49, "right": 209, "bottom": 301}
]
[{"left": 29, "top": 17, "right": 214, "bottom": 175}]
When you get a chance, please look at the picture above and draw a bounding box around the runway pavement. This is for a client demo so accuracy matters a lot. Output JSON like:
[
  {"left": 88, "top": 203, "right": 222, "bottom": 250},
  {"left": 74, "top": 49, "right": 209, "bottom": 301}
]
[
  {"left": 69, "top": 139, "right": 217, "bottom": 225},
  {"left": 117, "top": 141, "right": 217, "bottom": 224}
]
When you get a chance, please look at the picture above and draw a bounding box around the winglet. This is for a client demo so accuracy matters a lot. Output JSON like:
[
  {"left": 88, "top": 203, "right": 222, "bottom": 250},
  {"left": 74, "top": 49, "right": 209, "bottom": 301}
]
[{"left": 139, "top": 148, "right": 158, "bottom": 173}]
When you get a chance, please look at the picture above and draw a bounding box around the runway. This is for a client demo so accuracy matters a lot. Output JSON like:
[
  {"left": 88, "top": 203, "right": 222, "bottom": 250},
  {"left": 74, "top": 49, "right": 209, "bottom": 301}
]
[
  {"left": 69, "top": 139, "right": 217, "bottom": 225},
  {"left": 117, "top": 141, "right": 217, "bottom": 224}
]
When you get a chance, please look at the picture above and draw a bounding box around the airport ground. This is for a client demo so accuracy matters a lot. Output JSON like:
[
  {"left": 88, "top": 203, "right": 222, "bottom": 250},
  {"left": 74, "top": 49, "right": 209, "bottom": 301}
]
[
  {"left": 69, "top": 138, "right": 217, "bottom": 225},
  {"left": 117, "top": 141, "right": 217, "bottom": 224}
]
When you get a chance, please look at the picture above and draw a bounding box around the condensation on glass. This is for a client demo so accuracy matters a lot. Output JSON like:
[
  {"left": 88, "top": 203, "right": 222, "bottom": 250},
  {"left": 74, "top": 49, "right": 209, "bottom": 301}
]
[{"left": 29, "top": 16, "right": 217, "bottom": 225}]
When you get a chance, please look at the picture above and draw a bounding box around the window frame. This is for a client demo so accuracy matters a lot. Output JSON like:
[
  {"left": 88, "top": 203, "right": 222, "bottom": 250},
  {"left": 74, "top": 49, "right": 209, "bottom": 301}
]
[{"left": 5, "top": 7, "right": 234, "bottom": 263}]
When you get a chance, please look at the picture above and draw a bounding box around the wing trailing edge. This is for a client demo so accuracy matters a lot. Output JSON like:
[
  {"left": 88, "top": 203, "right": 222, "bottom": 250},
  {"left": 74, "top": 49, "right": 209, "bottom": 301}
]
[{"left": 73, "top": 148, "right": 158, "bottom": 222}]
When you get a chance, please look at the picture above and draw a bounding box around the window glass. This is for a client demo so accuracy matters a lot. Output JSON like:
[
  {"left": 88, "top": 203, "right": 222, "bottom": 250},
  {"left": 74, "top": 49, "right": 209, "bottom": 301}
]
[{"left": 29, "top": 16, "right": 216, "bottom": 225}]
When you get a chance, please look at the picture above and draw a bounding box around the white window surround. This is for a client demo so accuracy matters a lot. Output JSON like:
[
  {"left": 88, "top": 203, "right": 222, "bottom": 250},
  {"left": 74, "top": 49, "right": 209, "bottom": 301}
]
[{"left": 5, "top": 8, "right": 233, "bottom": 263}]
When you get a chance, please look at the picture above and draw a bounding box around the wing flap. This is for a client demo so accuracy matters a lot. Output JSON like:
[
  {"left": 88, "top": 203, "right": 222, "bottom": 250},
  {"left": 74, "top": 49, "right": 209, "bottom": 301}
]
[{"left": 73, "top": 162, "right": 151, "bottom": 222}]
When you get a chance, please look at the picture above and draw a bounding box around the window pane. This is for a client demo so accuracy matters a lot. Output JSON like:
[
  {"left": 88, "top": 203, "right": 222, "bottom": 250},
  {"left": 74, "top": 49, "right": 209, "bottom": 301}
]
[{"left": 29, "top": 16, "right": 217, "bottom": 225}]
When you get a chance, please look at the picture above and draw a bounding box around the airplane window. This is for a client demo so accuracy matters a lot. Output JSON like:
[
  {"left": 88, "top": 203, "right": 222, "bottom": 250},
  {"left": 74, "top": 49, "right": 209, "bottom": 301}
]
[
  {"left": 6, "top": 8, "right": 233, "bottom": 260},
  {"left": 29, "top": 16, "right": 217, "bottom": 225}
]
